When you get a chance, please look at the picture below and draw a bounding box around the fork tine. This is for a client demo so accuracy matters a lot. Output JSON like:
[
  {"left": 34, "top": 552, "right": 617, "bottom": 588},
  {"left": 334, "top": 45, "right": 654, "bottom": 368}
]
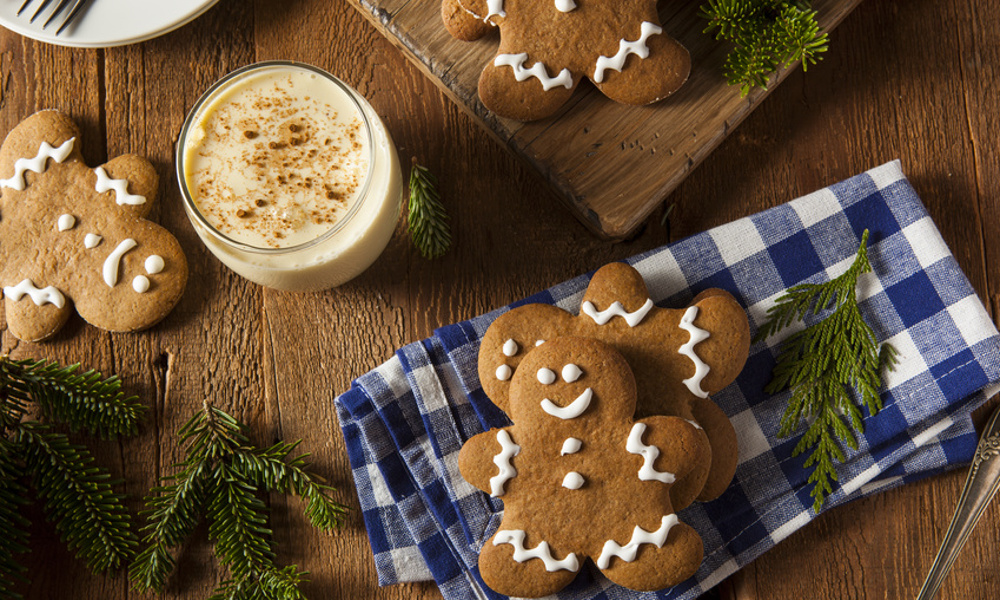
[
  {"left": 29, "top": 0, "right": 54, "bottom": 22},
  {"left": 54, "top": 0, "right": 89, "bottom": 35},
  {"left": 41, "top": 0, "right": 74, "bottom": 28},
  {"left": 17, "top": 0, "right": 33, "bottom": 17}
]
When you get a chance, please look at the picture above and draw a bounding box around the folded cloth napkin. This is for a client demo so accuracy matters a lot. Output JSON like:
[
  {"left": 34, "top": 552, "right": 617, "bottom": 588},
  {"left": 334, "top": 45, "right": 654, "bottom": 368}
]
[{"left": 334, "top": 160, "right": 1000, "bottom": 599}]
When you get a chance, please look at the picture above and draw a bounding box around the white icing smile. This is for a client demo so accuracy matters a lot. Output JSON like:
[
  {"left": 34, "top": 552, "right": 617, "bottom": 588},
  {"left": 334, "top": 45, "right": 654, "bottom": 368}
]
[
  {"left": 103, "top": 238, "right": 137, "bottom": 287},
  {"left": 581, "top": 297, "right": 654, "bottom": 327},
  {"left": 626, "top": 423, "right": 675, "bottom": 484},
  {"left": 540, "top": 388, "right": 592, "bottom": 419},
  {"left": 678, "top": 305, "right": 711, "bottom": 398},
  {"left": 493, "top": 530, "right": 580, "bottom": 572}
]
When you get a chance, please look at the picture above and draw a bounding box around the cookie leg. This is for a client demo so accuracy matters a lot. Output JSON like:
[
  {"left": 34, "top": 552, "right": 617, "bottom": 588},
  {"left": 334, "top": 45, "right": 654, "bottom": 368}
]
[
  {"left": 668, "top": 426, "right": 711, "bottom": 511},
  {"left": 479, "top": 533, "right": 579, "bottom": 598},
  {"left": 442, "top": 0, "right": 492, "bottom": 41},
  {"left": 479, "top": 59, "right": 577, "bottom": 121},
  {"left": 690, "top": 397, "right": 739, "bottom": 501},
  {"left": 590, "top": 32, "right": 690, "bottom": 105},
  {"left": 599, "top": 521, "right": 703, "bottom": 591}
]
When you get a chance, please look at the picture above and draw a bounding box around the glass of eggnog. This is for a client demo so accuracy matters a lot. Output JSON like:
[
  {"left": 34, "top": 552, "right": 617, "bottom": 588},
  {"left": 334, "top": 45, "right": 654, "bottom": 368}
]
[{"left": 177, "top": 61, "right": 403, "bottom": 291}]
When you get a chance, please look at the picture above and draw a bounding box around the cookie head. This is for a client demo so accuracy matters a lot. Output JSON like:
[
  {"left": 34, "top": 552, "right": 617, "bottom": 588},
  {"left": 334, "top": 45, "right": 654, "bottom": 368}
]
[
  {"left": 0, "top": 110, "right": 188, "bottom": 341},
  {"left": 507, "top": 336, "right": 636, "bottom": 426}
]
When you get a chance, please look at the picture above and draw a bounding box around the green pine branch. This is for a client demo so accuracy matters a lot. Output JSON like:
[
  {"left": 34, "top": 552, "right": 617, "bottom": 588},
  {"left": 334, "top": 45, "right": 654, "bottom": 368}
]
[
  {"left": 755, "top": 230, "right": 898, "bottom": 511},
  {"left": 0, "top": 357, "right": 143, "bottom": 598},
  {"left": 131, "top": 402, "right": 349, "bottom": 598},
  {"left": 408, "top": 160, "right": 452, "bottom": 260},
  {"left": 702, "top": 0, "right": 829, "bottom": 96}
]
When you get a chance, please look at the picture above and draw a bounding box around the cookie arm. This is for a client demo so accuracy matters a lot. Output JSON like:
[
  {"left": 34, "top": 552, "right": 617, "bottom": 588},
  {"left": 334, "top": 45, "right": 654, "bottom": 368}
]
[
  {"left": 633, "top": 416, "right": 709, "bottom": 484},
  {"left": 689, "top": 289, "right": 750, "bottom": 393},
  {"left": 92, "top": 155, "right": 159, "bottom": 219},
  {"left": 458, "top": 427, "right": 517, "bottom": 495}
]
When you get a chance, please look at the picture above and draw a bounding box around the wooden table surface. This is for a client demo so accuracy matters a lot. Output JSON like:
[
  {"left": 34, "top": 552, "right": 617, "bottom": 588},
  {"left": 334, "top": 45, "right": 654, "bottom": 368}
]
[{"left": 2, "top": 0, "right": 998, "bottom": 598}]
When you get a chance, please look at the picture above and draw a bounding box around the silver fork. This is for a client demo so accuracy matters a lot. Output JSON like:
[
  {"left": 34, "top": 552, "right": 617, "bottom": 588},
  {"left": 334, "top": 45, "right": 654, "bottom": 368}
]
[
  {"left": 915, "top": 401, "right": 1000, "bottom": 599},
  {"left": 16, "top": 0, "right": 91, "bottom": 35}
]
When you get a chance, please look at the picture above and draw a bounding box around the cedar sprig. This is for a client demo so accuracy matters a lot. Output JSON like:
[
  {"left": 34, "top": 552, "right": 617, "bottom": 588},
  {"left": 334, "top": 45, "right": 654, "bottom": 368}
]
[
  {"left": 130, "top": 401, "right": 348, "bottom": 599},
  {"left": 408, "top": 159, "right": 451, "bottom": 259},
  {"left": 755, "top": 230, "right": 898, "bottom": 512},
  {"left": 0, "top": 357, "right": 145, "bottom": 598},
  {"left": 702, "top": 0, "right": 829, "bottom": 96}
]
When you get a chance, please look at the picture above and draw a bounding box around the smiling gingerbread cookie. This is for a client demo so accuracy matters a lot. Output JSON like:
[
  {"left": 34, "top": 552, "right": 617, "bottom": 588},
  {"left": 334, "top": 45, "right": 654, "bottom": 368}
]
[
  {"left": 444, "top": 0, "right": 691, "bottom": 120},
  {"left": 0, "top": 110, "right": 188, "bottom": 341},
  {"left": 479, "top": 262, "right": 750, "bottom": 507},
  {"left": 460, "top": 337, "right": 706, "bottom": 596}
]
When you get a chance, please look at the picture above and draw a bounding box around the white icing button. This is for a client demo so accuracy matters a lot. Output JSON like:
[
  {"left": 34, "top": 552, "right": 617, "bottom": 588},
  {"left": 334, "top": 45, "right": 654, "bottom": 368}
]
[
  {"left": 503, "top": 338, "right": 519, "bottom": 357},
  {"left": 57, "top": 214, "right": 75, "bottom": 231},
  {"left": 145, "top": 255, "right": 165, "bottom": 274},
  {"left": 132, "top": 275, "right": 150, "bottom": 293},
  {"left": 535, "top": 340, "right": 545, "bottom": 346},
  {"left": 562, "top": 364, "right": 583, "bottom": 382},
  {"left": 560, "top": 437, "right": 582, "bottom": 455},
  {"left": 555, "top": 0, "right": 576, "bottom": 11},
  {"left": 562, "top": 472, "right": 584, "bottom": 490},
  {"left": 84, "top": 233, "right": 102, "bottom": 248},
  {"left": 496, "top": 364, "right": 512, "bottom": 381},
  {"left": 537, "top": 368, "right": 557, "bottom": 385}
]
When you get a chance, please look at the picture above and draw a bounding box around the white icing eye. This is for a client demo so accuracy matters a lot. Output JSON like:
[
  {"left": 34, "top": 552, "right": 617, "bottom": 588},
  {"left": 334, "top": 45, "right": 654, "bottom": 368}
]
[
  {"left": 535, "top": 340, "right": 545, "bottom": 346},
  {"left": 562, "top": 472, "right": 584, "bottom": 489},
  {"left": 84, "top": 233, "right": 102, "bottom": 248},
  {"left": 562, "top": 364, "right": 582, "bottom": 382},
  {"left": 503, "top": 339, "right": 519, "bottom": 357},
  {"left": 496, "top": 365, "right": 512, "bottom": 381},
  {"left": 537, "top": 368, "right": 556, "bottom": 385},
  {"left": 57, "top": 214, "right": 75, "bottom": 231},
  {"left": 145, "top": 255, "right": 165, "bottom": 274},
  {"left": 560, "top": 437, "right": 582, "bottom": 455},
  {"left": 132, "top": 275, "right": 150, "bottom": 293}
]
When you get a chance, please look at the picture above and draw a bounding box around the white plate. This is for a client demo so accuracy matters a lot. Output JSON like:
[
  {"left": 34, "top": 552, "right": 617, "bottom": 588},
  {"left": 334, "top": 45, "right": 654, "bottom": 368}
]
[{"left": 0, "top": 0, "right": 219, "bottom": 48}]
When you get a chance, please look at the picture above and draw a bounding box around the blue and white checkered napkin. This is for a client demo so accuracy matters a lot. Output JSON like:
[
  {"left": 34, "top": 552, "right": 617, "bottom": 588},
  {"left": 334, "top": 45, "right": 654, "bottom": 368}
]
[{"left": 334, "top": 161, "right": 1000, "bottom": 599}]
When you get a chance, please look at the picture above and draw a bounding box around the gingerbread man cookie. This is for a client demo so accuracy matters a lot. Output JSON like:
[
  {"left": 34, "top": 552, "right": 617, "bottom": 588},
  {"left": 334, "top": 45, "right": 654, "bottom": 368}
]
[
  {"left": 0, "top": 110, "right": 188, "bottom": 341},
  {"left": 460, "top": 338, "right": 706, "bottom": 596},
  {"left": 445, "top": 0, "right": 690, "bottom": 120},
  {"left": 479, "top": 262, "right": 750, "bottom": 507}
]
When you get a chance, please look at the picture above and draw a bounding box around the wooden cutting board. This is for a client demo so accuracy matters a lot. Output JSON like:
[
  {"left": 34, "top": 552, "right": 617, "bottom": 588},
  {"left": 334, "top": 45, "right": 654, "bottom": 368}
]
[{"left": 346, "top": 0, "right": 863, "bottom": 238}]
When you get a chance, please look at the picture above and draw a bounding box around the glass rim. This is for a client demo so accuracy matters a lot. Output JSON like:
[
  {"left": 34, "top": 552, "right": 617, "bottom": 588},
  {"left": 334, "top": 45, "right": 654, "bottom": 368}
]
[{"left": 175, "top": 60, "right": 376, "bottom": 255}]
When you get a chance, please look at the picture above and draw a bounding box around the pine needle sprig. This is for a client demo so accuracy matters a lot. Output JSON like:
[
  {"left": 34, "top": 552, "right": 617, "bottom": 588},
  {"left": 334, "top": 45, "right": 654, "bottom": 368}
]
[
  {"left": 408, "top": 160, "right": 452, "bottom": 260},
  {"left": 702, "top": 0, "right": 829, "bottom": 96},
  {"left": 131, "top": 401, "right": 349, "bottom": 599},
  {"left": 0, "top": 357, "right": 143, "bottom": 598},
  {"left": 755, "top": 230, "right": 897, "bottom": 511}
]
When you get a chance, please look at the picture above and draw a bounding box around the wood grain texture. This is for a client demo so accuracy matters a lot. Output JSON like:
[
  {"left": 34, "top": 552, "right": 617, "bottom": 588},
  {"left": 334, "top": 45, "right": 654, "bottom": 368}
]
[
  {"left": 0, "top": 0, "right": 997, "bottom": 599},
  {"left": 346, "top": 0, "right": 863, "bottom": 238}
]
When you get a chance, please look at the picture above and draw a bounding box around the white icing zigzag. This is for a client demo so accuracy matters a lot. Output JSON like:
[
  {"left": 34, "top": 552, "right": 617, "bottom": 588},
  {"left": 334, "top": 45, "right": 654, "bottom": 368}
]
[
  {"left": 596, "top": 515, "right": 679, "bottom": 569},
  {"left": 3, "top": 279, "right": 66, "bottom": 309},
  {"left": 493, "top": 530, "right": 580, "bottom": 572},
  {"left": 540, "top": 388, "right": 592, "bottom": 420},
  {"left": 485, "top": 0, "right": 505, "bottom": 20},
  {"left": 626, "top": 423, "right": 675, "bottom": 484},
  {"left": 94, "top": 166, "right": 147, "bottom": 205},
  {"left": 0, "top": 138, "right": 75, "bottom": 191},
  {"left": 490, "top": 429, "right": 521, "bottom": 497},
  {"left": 581, "top": 298, "right": 654, "bottom": 327},
  {"left": 494, "top": 54, "right": 573, "bottom": 91},
  {"left": 593, "top": 22, "right": 663, "bottom": 84},
  {"left": 678, "top": 306, "right": 711, "bottom": 398}
]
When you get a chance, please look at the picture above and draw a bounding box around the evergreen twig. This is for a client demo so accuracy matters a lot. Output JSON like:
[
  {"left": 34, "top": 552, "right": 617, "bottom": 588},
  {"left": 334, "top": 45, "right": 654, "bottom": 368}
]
[
  {"left": 408, "top": 159, "right": 452, "bottom": 259},
  {"left": 131, "top": 402, "right": 348, "bottom": 599},
  {"left": 755, "top": 230, "right": 897, "bottom": 511},
  {"left": 0, "top": 357, "right": 143, "bottom": 598},
  {"left": 701, "top": 0, "right": 829, "bottom": 96}
]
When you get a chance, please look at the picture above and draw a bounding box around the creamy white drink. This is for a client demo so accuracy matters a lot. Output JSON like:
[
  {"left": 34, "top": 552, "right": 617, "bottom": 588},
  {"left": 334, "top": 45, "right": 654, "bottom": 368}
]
[{"left": 178, "top": 62, "right": 402, "bottom": 291}]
